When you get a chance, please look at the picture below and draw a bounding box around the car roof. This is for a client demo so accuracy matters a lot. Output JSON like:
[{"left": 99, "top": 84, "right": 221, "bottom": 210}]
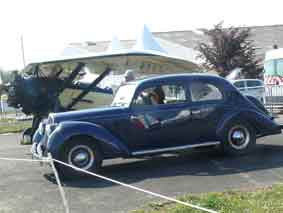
[
  {"left": 232, "top": 79, "right": 263, "bottom": 82},
  {"left": 127, "top": 73, "right": 225, "bottom": 86}
]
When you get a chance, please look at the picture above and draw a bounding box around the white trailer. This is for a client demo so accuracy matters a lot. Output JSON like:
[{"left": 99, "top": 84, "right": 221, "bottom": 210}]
[{"left": 264, "top": 48, "right": 283, "bottom": 111}]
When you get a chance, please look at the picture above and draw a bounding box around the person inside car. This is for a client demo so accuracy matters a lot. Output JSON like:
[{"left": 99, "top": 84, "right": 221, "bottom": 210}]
[
  {"left": 135, "top": 86, "right": 165, "bottom": 105},
  {"left": 149, "top": 86, "right": 165, "bottom": 105}
]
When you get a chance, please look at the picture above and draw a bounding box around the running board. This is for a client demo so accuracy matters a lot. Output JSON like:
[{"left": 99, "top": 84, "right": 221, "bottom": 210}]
[{"left": 131, "top": 141, "right": 220, "bottom": 156}]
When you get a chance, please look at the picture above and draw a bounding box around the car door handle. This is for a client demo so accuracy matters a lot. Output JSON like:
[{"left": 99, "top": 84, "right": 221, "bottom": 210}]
[
  {"left": 130, "top": 115, "right": 138, "bottom": 120},
  {"left": 192, "top": 109, "right": 201, "bottom": 115}
]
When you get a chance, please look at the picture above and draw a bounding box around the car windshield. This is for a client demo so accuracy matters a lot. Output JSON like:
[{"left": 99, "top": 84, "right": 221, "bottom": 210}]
[{"left": 111, "top": 84, "right": 137, "bottom": 107}]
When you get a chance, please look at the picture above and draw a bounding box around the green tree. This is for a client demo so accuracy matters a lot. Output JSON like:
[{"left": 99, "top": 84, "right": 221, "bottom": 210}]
[{"left": 197, "top": 23, "right": 262, "bottom": 78}]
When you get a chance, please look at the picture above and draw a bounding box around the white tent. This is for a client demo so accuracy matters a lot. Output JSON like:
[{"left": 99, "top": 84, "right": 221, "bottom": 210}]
[
  {"left": 133, "top": 24, "right": 167, "bottom": 54},
  {"left": 60, "top": 46, "right": 90, "bottom": 57},
  {"left": 28, "top": 24, "right": 199, "bottom": 75},
  {"left": 107, "top": 36, "right": 125, "bottom": 52}
]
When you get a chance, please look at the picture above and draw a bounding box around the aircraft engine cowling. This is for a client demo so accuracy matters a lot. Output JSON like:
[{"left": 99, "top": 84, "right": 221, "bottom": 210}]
[{"left": 6, "top": 74, "right": 58, "bottom": 115}]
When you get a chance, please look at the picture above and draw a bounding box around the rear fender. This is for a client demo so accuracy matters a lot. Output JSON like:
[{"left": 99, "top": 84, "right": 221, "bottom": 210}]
[
  {"left": 216, "top": 110, "right": 281, "bottom": 139},
  {"left": 47, "top": 121, "right": 130, "bottom": 159}
]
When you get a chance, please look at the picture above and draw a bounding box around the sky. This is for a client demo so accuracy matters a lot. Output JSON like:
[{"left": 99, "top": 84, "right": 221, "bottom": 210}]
[{"left": 0, "top": 0, "right": 282, "bottom": 70}]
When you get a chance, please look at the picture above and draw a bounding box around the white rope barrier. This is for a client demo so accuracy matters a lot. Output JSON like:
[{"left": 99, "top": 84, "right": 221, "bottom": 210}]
[
  {"left": 0, "top": 157, "right": 49, "bottom": 163},
  {"left": 48, "top": 153, "right": 70, "bottom": 213},
  {"left": 53, "top": 158, "right": 218, "bottom": 213},
  {"left": 0, "top": 156, "right": 218, "bottom": 213},
  {"left": 0, "top": 156, "right": 70, "bottom": 213}
]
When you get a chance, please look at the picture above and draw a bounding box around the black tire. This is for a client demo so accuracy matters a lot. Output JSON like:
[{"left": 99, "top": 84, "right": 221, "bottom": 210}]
[
  {"left": 57, "top": 137, "right": 103, "bottom": 179},
  {"left": 220, "top": 120, "right": 256, "bottom": 156}
]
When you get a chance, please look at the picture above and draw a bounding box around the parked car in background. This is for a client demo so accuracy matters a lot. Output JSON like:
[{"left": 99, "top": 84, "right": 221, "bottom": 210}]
[
  {"left": 32, "top": 74, "right": 282, "bottom": 178},
  {"left": 231, "top": 79, "right": 265, "bottom": 103}
]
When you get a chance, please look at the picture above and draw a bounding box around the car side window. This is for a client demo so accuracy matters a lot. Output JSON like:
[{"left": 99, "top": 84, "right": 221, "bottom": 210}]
[
  {"left": 233, "top": 81, "right": 245, "bottom": 89},
  {"left": 133, "top": 84, "right": 187, "bottom": 106},
  {"left": 163, "top": 85, "right": 186, "bottom": 104},
  {"left": 246, "top": 80, "right": 262, "bottom": 87},
  {"left": 190, "top": 81, "right": 223, "bottom": 102}
]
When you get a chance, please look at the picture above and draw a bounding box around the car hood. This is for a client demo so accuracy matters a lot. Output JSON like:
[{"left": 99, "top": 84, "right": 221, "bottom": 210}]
[{"left": 51, "top": 106, "right": 128, "bottom": 123}]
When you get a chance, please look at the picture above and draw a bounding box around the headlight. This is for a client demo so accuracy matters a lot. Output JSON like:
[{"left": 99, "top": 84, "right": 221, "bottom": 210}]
[
  {"left": 38, "top": 122, "right": 44, "bottom": 135},
  {"left": 45, "top": 123, "right": 58, "bottom": 136}
]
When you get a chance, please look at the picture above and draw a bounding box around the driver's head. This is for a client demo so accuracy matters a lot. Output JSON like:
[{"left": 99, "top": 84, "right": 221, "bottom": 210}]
[{"left": 152, "top": 86, "right": 165, "bottom": 104}]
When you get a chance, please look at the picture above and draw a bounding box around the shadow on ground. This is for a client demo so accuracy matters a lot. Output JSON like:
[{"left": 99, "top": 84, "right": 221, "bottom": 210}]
[{"left": 44, "top": 143, "right": 283, "bottom": 188}]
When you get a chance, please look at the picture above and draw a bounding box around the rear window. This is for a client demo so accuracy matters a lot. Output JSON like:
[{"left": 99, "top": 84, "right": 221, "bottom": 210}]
[
  {"left": 246, "top": 80, "right": 263, "bottom": 87},
  {"left": 190, "top": 81, "right": 223, "bottom": 102}
]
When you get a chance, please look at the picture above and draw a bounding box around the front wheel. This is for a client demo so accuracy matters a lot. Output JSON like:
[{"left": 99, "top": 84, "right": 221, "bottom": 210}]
[
  {"left": 57, "top": 137, "right": 102, "bottom": 179},
  {"left": 220, "top": 121, "right": 256, "bottom": 156}
]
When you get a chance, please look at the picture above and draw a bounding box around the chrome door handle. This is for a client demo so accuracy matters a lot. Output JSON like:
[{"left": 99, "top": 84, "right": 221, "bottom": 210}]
[
  {"left": 130, "top": 115, "right": 139, "bottom": 120},
  {"left": 192, "top": 110, "right": 201, "bottom": 115}
]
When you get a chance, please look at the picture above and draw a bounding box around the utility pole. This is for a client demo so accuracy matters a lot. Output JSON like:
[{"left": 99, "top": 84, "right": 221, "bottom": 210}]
[
  {"left": 20, "top": 35, "right": 26, "bottom": 68},
  {"left": 1, "top": 95, "right": 5, "bottom": 119}
]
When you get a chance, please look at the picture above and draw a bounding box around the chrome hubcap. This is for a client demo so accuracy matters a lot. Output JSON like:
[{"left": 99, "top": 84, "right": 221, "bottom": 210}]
[
  {"left": 68, "top": 145, "right": 94, "bottom": 170},
  {"left": 232, "top": 130, "right": 245, "bottom": 142},
  {"left": 74, "top": 152, "right": 89, "bottom": 163},
  {"left": 228, "top": 125, "right": 250, "bottom": 150}
]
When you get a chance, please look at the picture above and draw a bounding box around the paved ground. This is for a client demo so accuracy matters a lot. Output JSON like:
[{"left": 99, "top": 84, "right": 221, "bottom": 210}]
[{"left": 1, "top": 133, "right": 283, "bottom": 213}]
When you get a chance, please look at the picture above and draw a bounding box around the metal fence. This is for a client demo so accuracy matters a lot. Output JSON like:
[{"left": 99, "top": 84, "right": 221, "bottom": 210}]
[{"left": 265, "top": 85, "right": 283, "bottom": 114}]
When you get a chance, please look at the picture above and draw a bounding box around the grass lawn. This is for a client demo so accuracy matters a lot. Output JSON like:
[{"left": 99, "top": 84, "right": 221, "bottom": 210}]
[
  {"left": 0, "top": 120, "right": 31, "bottom": 134},
  {"left": 133, "top": 184, "right": 283, "bottom": 213}
]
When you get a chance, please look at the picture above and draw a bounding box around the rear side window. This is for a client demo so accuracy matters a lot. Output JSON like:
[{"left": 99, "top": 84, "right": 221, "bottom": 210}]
[
  {"left": 190, "top": 81, "right": 223, "bottom": 102},
  {"left": 246, "top": 80, "right": 263, "bottom": 87},
  {"left": 233, "top": 81, "right": 245, "bottom": 88},
  {"left": 163, "top": 85, "right": 186, "bottom": 104}
]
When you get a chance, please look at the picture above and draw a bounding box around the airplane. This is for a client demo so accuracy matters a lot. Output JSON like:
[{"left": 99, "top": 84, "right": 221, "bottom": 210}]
[{"left": 0, "top": 48, "right": 199, "bottom": 144}]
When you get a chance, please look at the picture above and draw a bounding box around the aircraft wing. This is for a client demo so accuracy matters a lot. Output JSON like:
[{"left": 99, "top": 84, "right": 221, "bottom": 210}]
[
  {"left": 24, "top": 49, "right": 199, "bottom": 76},
  {"left": 2, "top": 49, "right": 199, "bottom": 113}
]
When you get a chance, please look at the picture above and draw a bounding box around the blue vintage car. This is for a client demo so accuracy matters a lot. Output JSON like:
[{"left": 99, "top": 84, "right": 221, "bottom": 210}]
[{"left": 32, "top": 74, "right": 282, "bottom": 177}]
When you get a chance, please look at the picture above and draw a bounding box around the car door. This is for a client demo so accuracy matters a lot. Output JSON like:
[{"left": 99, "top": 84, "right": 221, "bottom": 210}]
[
  {"left": 129, "top": 82, "right": 195, "bottom": 151},
  {"left": 188, "top": 78, "right": 227, "bottom": 143}
]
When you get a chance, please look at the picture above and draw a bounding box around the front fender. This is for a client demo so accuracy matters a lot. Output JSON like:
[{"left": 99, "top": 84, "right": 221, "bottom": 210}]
[
  {"left": 216, "top": 110, "right": 281, "bottom": 139},
  {"left": 47, "top": 121, "right": 130, "bottom": 159}
]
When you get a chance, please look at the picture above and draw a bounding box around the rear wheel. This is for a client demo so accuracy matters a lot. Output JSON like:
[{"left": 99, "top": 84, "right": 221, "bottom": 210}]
[
  {"left": 221, "top": 120, "right": 256, "bottom": 156},
  {"left": 57, "top": 137, "right": 102, "bottom": 179}
]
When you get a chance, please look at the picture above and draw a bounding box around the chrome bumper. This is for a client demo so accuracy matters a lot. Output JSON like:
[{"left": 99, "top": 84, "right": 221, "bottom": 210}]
[{"left": 31, "top": 143, "right": 50, "bottom": 164}]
